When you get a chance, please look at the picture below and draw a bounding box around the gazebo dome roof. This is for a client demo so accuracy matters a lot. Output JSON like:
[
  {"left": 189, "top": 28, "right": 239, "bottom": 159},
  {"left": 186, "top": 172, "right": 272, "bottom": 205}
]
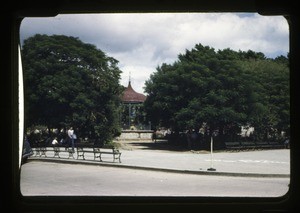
[{"left": 121, "top": 81, "right": 146, "bottom": 103}]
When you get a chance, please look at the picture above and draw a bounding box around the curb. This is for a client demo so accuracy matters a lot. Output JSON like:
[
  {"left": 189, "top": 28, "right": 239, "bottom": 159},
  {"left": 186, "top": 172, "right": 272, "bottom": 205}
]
[{"left": 27, "top": 157, "right": 290, "bottom": 178}]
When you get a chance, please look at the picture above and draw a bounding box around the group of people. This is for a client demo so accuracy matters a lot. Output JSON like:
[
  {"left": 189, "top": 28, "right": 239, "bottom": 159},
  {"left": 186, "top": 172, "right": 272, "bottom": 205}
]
[
  {"left": 27, "top": 127, "right": 77, "bottom": 150},
  {"left": 51, "top": 127, "right": 77, "bottom": 149}
]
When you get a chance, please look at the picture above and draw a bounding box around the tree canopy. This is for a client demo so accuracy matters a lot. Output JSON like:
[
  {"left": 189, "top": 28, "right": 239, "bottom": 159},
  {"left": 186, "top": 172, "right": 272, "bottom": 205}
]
[
  {"left": 22, "top": 34, "right": 123, "bottom": 144},
  {"left": 144, "top": 44, "right": 289, "bottom": 142}
]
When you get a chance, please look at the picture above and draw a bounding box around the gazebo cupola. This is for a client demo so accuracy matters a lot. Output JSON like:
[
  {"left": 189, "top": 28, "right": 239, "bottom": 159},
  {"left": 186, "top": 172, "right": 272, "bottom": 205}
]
[{"left": 121, "top": 80, "right": 146, "bottom": 104}]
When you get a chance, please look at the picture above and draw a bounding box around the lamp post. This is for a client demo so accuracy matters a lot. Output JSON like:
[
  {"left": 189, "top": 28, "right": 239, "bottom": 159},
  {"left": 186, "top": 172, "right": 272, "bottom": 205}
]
[{"left": 207, "top": 134, "right": 216, "bottom": 171}]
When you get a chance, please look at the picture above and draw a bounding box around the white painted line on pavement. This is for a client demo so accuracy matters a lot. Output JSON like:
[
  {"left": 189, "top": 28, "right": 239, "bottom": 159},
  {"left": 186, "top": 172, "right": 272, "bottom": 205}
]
[{"left": 204, "top": 159, "right": 289, "bottom": 164}]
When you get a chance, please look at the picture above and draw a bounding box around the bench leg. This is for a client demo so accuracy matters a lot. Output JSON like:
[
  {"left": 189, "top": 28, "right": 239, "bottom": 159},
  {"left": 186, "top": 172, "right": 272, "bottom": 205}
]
[
  {"left": 53, "top": 151, "right": 60, "bottom": 158},
  {"left": 53, "top": 148, "right": 60, "bottom": 158},
  {"left": 77, "top": 152, "right": 85, "bottom": 160},
  {"left": 113, "top": 153, "right": 121, "bottom": 163},
  {"left": 68, "top": 148, "right": 75, "bottom": 159},
  {"left": 69, "top": 152, "right": 75, "bottom": 159},
  {"left": 40, "top": 149, "right": 47, "bottom": 157},
  {"left": 94, "top": 152, "right": 102, "bottom": 161},
  {"left": 34, "top": 149, "right": 40, "bottom": 157}
]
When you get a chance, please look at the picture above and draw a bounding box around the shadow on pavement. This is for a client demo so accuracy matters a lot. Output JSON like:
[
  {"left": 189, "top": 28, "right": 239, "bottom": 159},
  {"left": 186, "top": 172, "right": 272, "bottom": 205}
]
[{"left": 124, "top": 140, "right": 192, "bottom": 152}]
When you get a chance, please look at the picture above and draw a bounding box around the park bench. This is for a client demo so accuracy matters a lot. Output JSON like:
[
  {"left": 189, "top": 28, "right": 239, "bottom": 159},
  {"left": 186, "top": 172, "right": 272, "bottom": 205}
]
[
  {"left": 77, "top": 147, "right": 122, "bottom": 163},
  {"left": 225, "top": 141, "right": 286, "bottom": 151},
  {"left": 32, "top": 146, "right": 75, "bottom": 159},
  {"left": 242, "top": 141, "right": 284, "bottom": 150},
  {"left": 255, "top": 141, "right": 272, "bottom": 149},
  {"left": 240, "top": 141, "right": 256, "bottom": 150},
  {"left": 267, "top": 141, "right": 285, "bottom": 149},
  {"left": 33, "top": 147, "right": 47, "bottom": 157},
  {"left": 224, "top": 142, "right": 241, "bottom": 151},
  {"left": 52, "top": 146, "right": 75, "bottom": 159}
]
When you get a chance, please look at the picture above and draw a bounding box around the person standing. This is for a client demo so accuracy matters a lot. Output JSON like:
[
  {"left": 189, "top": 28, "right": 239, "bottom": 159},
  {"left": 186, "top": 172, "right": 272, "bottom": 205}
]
[
  {"left": 284, "top": 138, "right": 290, "bottom": 149},
  {"left": 67, "top": 127, "right": 76, "bottom": 151}
]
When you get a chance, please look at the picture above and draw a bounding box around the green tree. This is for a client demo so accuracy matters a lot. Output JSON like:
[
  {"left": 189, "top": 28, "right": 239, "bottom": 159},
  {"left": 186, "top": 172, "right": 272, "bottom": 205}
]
[
  {"left": 22, "top": 34, "right": 123, "bottom": 144},
  {"left": 238, "top": 58, "right": 290, "bottom": 141},
  {"left": 144, "top": 43, "right": 289, "bottom": 145},
  {"left": 145, "top": 45, "right": 251, "bottom": 138}
]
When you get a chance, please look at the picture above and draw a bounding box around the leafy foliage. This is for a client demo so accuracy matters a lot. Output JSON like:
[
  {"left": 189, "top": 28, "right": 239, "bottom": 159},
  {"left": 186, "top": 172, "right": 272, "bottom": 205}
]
[
  {"left": 22, "top": 34, "right": 123, "bottom": 144},
  {"left": 144, "top": 44, "right": 289, "bottom": 142}
]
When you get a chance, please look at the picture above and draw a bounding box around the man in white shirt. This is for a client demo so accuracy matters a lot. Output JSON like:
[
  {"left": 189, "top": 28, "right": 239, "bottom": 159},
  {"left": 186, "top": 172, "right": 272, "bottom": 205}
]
[{"left": 67, "top": 127, "right": 75, "bottom": 151}]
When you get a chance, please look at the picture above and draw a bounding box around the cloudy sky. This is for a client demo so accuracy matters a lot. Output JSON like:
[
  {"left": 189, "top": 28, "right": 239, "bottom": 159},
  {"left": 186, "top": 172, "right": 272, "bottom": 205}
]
[{"left": 20, "top": 13, "right": 289, "bottom": 94}]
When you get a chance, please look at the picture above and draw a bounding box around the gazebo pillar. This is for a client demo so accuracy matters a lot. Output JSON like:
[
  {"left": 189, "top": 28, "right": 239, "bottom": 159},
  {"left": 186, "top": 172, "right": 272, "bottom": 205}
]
[{"left": 128, "top": 103, "right": 131, "bottom": 127}]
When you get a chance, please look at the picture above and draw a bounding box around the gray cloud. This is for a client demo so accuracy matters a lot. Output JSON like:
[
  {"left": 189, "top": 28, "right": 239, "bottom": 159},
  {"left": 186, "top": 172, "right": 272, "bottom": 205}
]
[{"left": 20, "top": 13, "right": 289, "bottom": 94}]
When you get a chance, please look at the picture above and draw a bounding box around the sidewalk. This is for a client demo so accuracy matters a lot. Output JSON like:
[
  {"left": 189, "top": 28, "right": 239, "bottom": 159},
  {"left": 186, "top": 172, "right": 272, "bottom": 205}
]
[{"left": 29, "top": 142, "right": 290, "bottom": 178}]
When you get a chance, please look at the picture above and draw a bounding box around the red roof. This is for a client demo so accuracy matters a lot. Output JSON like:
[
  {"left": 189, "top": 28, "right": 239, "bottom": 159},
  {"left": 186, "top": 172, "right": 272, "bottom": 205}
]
[{"left": 121, "top": 81, "right": 146, "bottom": 103}]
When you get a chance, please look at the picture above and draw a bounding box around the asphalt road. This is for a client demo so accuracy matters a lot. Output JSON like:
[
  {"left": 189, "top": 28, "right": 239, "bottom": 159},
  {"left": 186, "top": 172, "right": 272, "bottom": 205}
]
[{"left": 20, "top": 161, "right": 289, "bottom": 197}]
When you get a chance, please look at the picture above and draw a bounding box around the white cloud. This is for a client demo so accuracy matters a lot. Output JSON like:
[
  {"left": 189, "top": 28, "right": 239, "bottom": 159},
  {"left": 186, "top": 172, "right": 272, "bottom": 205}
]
[{"left": 20, "top": 13, "right": 289, "bottom": 94}]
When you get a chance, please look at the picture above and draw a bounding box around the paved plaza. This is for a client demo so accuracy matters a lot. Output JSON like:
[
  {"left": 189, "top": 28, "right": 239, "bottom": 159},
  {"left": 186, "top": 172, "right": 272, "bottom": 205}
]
[
  {"left": 28, "top": 140, "right": 290, "bottom": 177},
  {"left": 21, "top": 161, "right": 289, "bottom": 197},
  {"left": 23, "top": 141, "right": 290, "bottom": 197}
]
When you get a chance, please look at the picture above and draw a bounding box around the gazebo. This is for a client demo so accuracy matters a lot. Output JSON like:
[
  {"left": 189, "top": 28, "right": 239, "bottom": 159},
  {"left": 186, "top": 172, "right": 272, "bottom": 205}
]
[{"left": 121, "top": 80, "right": 146, "bottom": 130}]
